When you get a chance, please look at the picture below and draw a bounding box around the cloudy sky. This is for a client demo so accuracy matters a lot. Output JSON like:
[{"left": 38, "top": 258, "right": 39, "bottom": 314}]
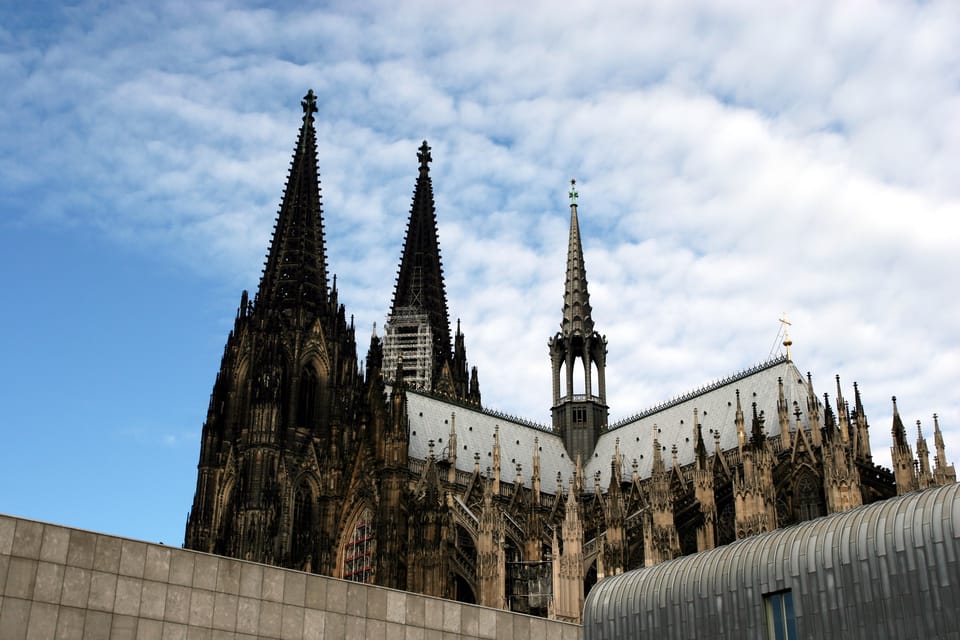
[{"left": 2, "top": 0, "right": 958, "bottom": 547}]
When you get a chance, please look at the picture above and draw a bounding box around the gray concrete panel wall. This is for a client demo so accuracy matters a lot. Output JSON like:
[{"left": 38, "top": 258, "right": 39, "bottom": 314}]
[{"left": 0, "top": 514, "right": 582, "bottom": 640}]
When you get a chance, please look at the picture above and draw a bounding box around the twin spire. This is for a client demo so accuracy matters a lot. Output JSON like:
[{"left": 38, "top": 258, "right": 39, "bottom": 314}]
[
  {"left": 383, "top": 140, "right": 479, "bottom": 402},
  {"left": 255, "top": 89, "right": 330, "bottom": 317},
  {"left": 389, "top": 139, "right": 452, "bottom": 379},
  {"left": 255, "top": 92, "right": 457, "bottom": 390},
  {"left": 256, "top": 90, "right": 594, "bottom": 418}
]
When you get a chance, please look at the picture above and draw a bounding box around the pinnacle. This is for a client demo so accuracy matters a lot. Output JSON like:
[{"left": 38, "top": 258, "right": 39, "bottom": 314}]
[
  {"left": 891, "top": 396, "right": 910, "bottom": 449},
  {"left": 389, "top": 140, "right": 453, "bottom": 384},
  {"left": 418, "top": 140, "right": 432, "bottom": 174},
  {"left": 255, "top": 90, "right": 329, "bottom": 317},
  {"left": 560, "top": 181, "right": 594, "bottom": 337},
  {"left": 301, "top": 89, "right": 318, "bottom": 118}
]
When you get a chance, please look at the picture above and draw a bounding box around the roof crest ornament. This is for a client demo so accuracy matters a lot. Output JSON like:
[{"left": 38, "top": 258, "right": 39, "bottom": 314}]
[
  {"left": 607, "top": 354, "right": 789, "bottom": 430},
  {"left": 768, "top": 312, "right": 793, "bottom": 360},
  {"left": 406, "top": 389, "right": 553, "bottom": 431},
  {"left": 569, "top": 178, "right": 578, "bottom": 206},
  {"left": 780, "top": 312, "right": 793, "bottom": 361}
]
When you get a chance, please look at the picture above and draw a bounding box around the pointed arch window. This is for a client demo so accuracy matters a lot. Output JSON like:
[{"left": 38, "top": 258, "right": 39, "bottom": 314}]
[
  {"left": 717, "top": 502, "right": 736, "bottom": 545},
  {"left": 342, "top": 507, "right": 375, "bottom": 584},
  {"left": 297, "top": 364, "right": 320, "bottom": 427},
  {"left": 229, "top": 361, "right": 250, "bottom": 435},
  {"left": 571, "top": 358, "right": 586, "bottom": 396},
  {"left": 213, "top": 479, "right": 236, "bottom": 557},
  {"left": 291, "top": 481, "right": 315, "bottom": 569},
  {"left": 795, "top": 472, "right": 825, "bottom": 522}
]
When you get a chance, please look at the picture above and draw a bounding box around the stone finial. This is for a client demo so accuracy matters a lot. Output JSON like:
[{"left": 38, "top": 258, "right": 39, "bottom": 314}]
[
  {"left": 418, "top": 140, "right": 432, "bottom": 171},
  {"left": 301, "top": 89, "right": 318, "bottom": 118}
]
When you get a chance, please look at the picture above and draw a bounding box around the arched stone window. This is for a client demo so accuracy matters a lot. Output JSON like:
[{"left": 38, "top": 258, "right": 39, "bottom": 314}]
[
  {"left": 291, "top": 481, "right": 315, "bottom": 569},
  {"left": 454, "top": 574, "right": 476, "bottom": 604},
  {"left": 213, "top": 480, "right": 236, "bottom": 557},
  {"left": 297, "top": 364, "right": 320, "bottom": 427},
  {"left": 229, "top": 361, "right": 250, "bottom": 436},
  {"left": 717, "top": 502, "right": 736, "bottom": 545},
  {"left": 342, "top": 507, "right": 375, "bottom": 584},
  {"left": 795, "top": 471, "right": 825, "bottom": 522}
]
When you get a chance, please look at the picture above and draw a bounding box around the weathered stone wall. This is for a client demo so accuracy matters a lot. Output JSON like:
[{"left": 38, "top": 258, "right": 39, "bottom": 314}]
[{"left": 0, "top": 514, "right": 582, "bottom": 639}]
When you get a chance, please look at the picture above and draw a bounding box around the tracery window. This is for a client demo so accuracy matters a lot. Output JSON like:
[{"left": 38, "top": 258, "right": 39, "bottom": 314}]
[
  {"left": 795, "top": 472, "right": 825, "bottom": 522},
  {"left": 291, "top": 482, "right": 314, "bottom": 567},
  {"left": 717, "top": 502, "right": 736, "bottom": 545},
  {"left": 297, "top": 365, "right": 320, "bottom": 427},
  {"left": 342, "top": 507, "right": 375, "bottom": 583}
]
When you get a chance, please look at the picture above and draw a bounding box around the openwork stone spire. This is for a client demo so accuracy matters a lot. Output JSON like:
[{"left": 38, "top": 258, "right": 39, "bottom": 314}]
[
  {"left": 550, "top": 180, "right": 608, "bottom": 460},
  {"left": 255, "top": 89, "right": 329, "bottom": 317},
  {"left": 186, "top": 91, "right": 378, "bottom": 576},
  {"left": 384, "top": 141, "right": 476, "bottom": 401},
  {"left": 561, "top": 179, "right": 594, "bottom": 337},
  {"left": 390, "top": 140, "right": 450, "bottom": 339}
]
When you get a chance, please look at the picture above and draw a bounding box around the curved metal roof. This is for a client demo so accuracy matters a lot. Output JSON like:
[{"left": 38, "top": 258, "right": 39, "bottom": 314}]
[{"left": 583, "top": 483, "right": 960, "bottom": 640}]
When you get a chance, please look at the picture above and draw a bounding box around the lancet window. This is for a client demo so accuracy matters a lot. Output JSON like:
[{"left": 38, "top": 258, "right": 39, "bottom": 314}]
[
  {"left": 297, "top": 365, "right": 320, "bottom": 427},
  {"left": 795, "top": 472, "right": 825, "bottom": 522},
  {"left": 342, "top": 507, "right": 375, "bottom": 583},
  {"left": 291, "top": 481, "right": 315, "bottom": 567}
]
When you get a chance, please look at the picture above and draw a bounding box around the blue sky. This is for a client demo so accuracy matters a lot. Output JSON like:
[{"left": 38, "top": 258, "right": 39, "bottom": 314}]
[{"left": 2, "top": 0, "right": 958, "bottom": 547}]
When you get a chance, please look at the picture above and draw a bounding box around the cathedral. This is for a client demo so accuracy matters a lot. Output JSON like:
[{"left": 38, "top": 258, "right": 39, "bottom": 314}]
[{"left": 184, "top": 91, "right": 956, "bottom": 622}]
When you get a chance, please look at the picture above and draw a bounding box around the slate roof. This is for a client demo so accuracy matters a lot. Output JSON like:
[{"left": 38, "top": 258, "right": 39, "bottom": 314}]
[
  {"left": 406, "top": 392, "right": 575, "bottom": 491},
  {"left": 587, "top": 356, "right": 814, "bottom": 487},
  {"left": 405, "top": 356, "right": 820, "bottom": 493}
]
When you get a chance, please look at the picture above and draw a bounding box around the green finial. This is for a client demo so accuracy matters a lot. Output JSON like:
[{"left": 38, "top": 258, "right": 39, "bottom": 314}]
[{"left": 569, "top": 178, "right": 578, "bottom": 205}]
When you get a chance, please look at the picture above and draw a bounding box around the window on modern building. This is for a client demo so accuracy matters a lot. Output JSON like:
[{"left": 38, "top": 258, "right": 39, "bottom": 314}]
[{"left": 764, "top": 589, "right": 798, "bottom": 640}]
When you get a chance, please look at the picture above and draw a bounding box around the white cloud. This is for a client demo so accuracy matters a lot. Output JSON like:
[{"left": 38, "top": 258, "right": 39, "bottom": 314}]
[{"left": 3, "top": 0, "right": 959, "bottom": 485}]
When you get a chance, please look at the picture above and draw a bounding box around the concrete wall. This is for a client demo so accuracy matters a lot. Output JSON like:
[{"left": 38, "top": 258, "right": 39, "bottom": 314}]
[{"left": 0, "top": 514, "right": 582, "bottom": 640}]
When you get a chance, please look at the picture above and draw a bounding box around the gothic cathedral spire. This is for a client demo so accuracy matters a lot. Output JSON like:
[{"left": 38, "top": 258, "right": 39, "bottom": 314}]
[
  {"left": 549, "top": 180, "right": 608, "bottom": 460},
  {"left": 255, "top": 89, "right": 330, "bottom": 319},
  {"left": 561, "top": 179, "right": 594, "bottom": 337},
  {"left": 185, "top": 91, "right": 374, "bottom": 575},
  {"left": 383, "top": 141, "right": 477, "bottom": 402}
]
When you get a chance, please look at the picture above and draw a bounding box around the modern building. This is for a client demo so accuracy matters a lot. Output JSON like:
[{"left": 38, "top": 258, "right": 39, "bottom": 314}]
[
  {"left": 582, "top": 482, "right": 960, "bottom": 639},
  {"left": 184, "top": 91, "right": 956, "bottom": 622}
]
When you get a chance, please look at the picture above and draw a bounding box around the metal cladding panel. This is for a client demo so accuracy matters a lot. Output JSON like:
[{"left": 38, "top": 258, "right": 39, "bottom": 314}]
[{"left": 583, "top": 483, "right": 960, "bottom": 640}]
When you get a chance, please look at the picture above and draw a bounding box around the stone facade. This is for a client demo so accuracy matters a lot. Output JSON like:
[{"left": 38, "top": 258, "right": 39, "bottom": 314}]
[
  {"left": 184, "top": 91, "right": 956, "bottom": 624},
  {"left": 0, "top": 514, "right": 582, "bottom": 640}
]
